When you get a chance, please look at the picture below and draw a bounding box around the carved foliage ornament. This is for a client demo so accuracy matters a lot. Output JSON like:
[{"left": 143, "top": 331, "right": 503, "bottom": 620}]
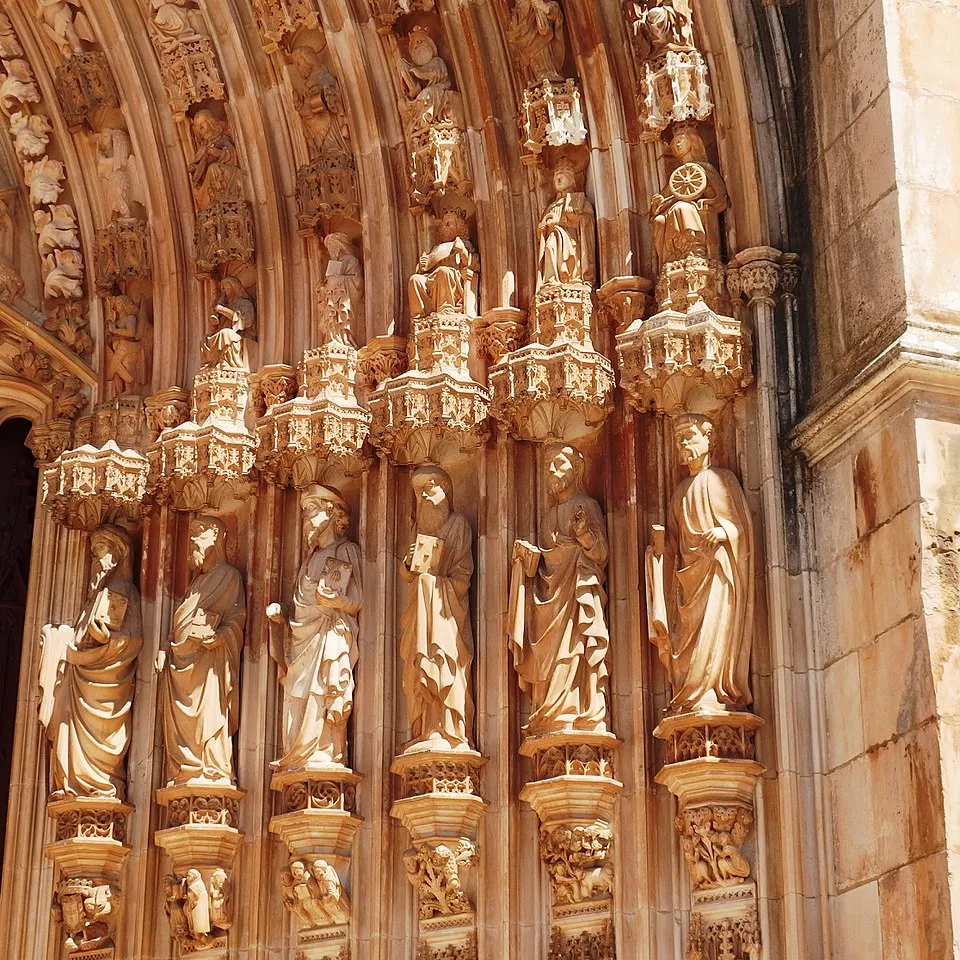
[
  {"left": 404, "top": 839, "right": 477, "bottom": 919},
  {"left": 539, "top": 824, "right": 613, "bottom": 906}
]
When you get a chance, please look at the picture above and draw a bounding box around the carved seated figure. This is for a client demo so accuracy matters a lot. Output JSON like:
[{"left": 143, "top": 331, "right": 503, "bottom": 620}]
[
  {"left": 408, "top": 210, "right": 478, "bottom": 319},
  {"left": 200, "top": 277, "right": 255, "bottom": 372}
]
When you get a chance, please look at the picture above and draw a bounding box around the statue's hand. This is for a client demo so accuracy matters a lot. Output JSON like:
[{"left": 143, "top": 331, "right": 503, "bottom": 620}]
[
  {"left": 570, "top": 506, "right": 588, "bottom": 538},
  {"left": 154, "top": 649, "right": 166, "bottom": 674},
  {"left": 701, "top": 526, "right": 728, "bottom": 549},
  {"left": 265, "top": 602, "right": 284, "bottom": 624},
  {"left": 417, "top": 254, "right": 429, "bottom": 273},
  {"left": 404, "top": 542, "right": 416, "bottom": 568},
  {"left": 86, "top": 617, "right": 110, "bottom": 645},
  {"left": 317, "top": 588, "right": 344, "bottom": 610}
]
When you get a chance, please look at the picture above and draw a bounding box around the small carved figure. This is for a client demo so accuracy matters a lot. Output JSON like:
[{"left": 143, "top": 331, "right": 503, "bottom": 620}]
[
  {"left": 646, "top": 414, "right": 754, "bottom": 712},
  {"left": 0, "top": 59, "right": 40, "bottom": 111},
  {"left": 317, "top": 233, "right": 363, "bottom": 346},
  {"left": 97, "top": 128, "right": 133, "bottom": 220},
  {"left": 398, "top": 27, "right": 462, "bottom": 134},
  {"left": 280, "top": 859, "right": 350, "bottom": 928},
  {"left": 651, "top": 126, "right": 728, "bottom": 267},
  {"left": 268, "top": 485, "right": 361, "bottom": 770},
  {"left": 200, "top": 277, "right": 255, "bottom": 372},
  {"left": 408, "top": 210, "right": 478, "bottom": 319},
  {"left": 10, "top": 110, "right": 51, "bottom": 158},
  {"left": 185, "top": 868, "right": 210, "bottom": 938},
  {"left": 36, "top": 0, "right": 93, "bottom": 58},
  {"left": 55, "top": 879, "right": 118, "bottom": 952},
  {"left": 34, "top": 204, "right": 79, "bottom": 255},
  {"left": 24, "top": 157, "right": 66, "bottom": 206},
  {"left": 149, "top": 0, "right": 201, "bottom": 54},
  {"left": 625, "top": 0, "right": 695, "bottom": 57},
  {"left": 292, "top": 44, "right": 350, "bottom": 158},
  {"left": 43, "top": 248, "right": 84, "bottom": 300},
  {"left": 163, "top": 875, "right": 191, "bottom": 942},
  {"left": 208, "top": 868, "right": 230, "bottom": 929},
  {"left": 508, "top": 445, "right": 610, "bottom": 734},
  {"left": 189, "top": 109, "right": 243, "bottom": 211},
  {"left": 399, "top": 466, "right": 475, "bottom": 751},
  {"left": 156, "top": 516, "right": 246, "bottom": 786},
  {"left": 104, "top": 294, "right": 147, "bottom": 398},
  {"left": 507, "top": 0, "right": 566, "bottom": 83},
  {"left": 403, "top": 840, "right": 476, "bottom": 919},
  {"left": 537, "top": 159, "right": 596, "bottom": 288},
  {"left": 39, "top": 524, "right": 142, "bottom": 799}
]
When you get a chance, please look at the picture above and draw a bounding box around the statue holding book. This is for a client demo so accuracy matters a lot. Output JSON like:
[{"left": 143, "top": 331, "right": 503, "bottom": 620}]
[
  {"left": 39, "top": 524, "right": 142, "bottom": 799},
  {"left": 267, "top": 485, "right": 362, "bottom": 770},
  {"left": 157, "top": 515, "right": 246, "bottom": 786},
  {"left": 399, "top": 466, "right": 475, "bottom": 751},
  {"left": 508, "top": 444, "right": 610, "bottom": 735}
]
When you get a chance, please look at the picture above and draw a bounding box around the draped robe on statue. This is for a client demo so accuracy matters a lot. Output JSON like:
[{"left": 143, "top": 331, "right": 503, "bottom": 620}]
[
  {"left": 668, "top": 466, "right": 754, "bottom": 710},
  {"left": 538, "top": 191, "right": 595, "bottom": 286},
  {"left": 509, "top": 494, "right": 610, "bottom": 733},
  {"left": 160, "top": 561, "right": 245, "bottom": 785},
  {"left": 399, "top": 512, "right": 474, "bottom": 748},
  {"left": 277, "top": 539, "right": 362, "bottom": 769},
  {"left": 47, "top": 577, "right": 142, "bottom": 798}
]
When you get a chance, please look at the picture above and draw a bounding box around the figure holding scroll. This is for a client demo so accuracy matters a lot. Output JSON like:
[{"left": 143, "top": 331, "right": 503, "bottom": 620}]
[
  {"left": 508, "top": 444, "right": 610, "bottom": 735},
  {"left": 399, "top": 466, "right": 475, "bottom": 751},
  {"left": 40, "top": 524, "right": 142, "bottom": 799},
  {"left": 157, "top": 516, "right": 246, "bottom": 786},
  {"left": 267, "top": 485, "right": 362, "bottom": 770},
  {"left": 646, "top": 414, "right": 754, "bottom": 712}
]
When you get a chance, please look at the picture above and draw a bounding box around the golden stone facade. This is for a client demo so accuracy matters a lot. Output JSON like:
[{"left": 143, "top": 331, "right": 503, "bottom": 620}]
[{"left": 0, "top": 2, "right": 955, "bottom": 960}]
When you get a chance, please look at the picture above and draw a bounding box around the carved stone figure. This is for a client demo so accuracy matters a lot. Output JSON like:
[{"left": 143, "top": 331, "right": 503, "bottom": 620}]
[
  {"left": 24, "top": 156, "right": 65, "bottom": 205},
  {"left": 292, "top": 44, "right": 350, "bottom": 158},
  {"left": 10, "top": 110, "right": 51, "bottom": 159},
  {"left": 408, "top": 210, "right": 478, "bottom": 319},
  {"left": 53, "top": 879, "right": 118, "bottom": 953},
  {"left": 647, "top": 414, "right": 754, "bottom": 712},
  {"left": 317, "top": 233, "right": 363, "bottom": 346},
  {"left": 399, "top": 466, "right": 475, "bottom": 751},
  {"left": 651, "top": 126, "right": 728, "bottom": 268},
  {"left": 280, "top": 858, "right": 350, "bottom": 928},
  {"left": 268, "top": 485, "right": 361, "bottom": 770},
  {"left": 104, "top": 294, "right": 146, "bottom": 398},
  {"left": 398, "top": 28, "right": 461, "bottom": 134},
  {"left": 625, "top": 0, "right": 695, "bottom": 56},
  {"left": 0, "top": 59, "right": 40, "bottom": 111},
  {"left": 677, "top": 806, "right": 754, "bottom": 889},
  {"left": 34, "top": 204, "right": 79, "bottom": 255},
  {"left": 97, "top": 128, "right": 132, "bottom": 220},
  {"left": 540, "top": 824, "right": 614, "bottom": 905},
  {"left": 508, "top": 445, "right": 610, "bottom": 734},
  {"left": 157, "top": 516, "right": 246, "bottom": 787},
  {"left": 507, "top": 0, "right": 566, "bottom": 83},
  {"left": 189, "top": 109, "right": 243, "bottom": 211},
  {"left": 150, "top": 0, "right": 201, "bottom": 53},
  {"left": 36, "top": 0, "right": 93, "bottom": 58},
  {"left": 165, "top": 867, "right": 232, "bottom": 948},
  {"left": 537, "top": 159, "right": 596, "bottom": 288},
  {"left": 200, "top": 277, "right": 255, "bottom": 371},
  {"left": 403, "top": 839, "right": 476, "bottom": 919},
  {"left": 43, "top": 248, "right": 84, "bottom": 300},
  {"left": 39, "top": 524, "right": 142, "bottom": 799}
]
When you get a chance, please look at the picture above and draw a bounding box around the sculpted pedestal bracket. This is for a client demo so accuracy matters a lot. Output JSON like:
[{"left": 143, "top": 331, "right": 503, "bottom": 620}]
[
  {"left": 257, "top": 344, "right": 372, "bottom": 487},
  {"left": 155, "top": 785, "right": 245, "bottom": 959},
  {"left": 390, "top": 749, "right": 486, "bottom": 960},
  {"left": 655, "top": 712, "right": 765, "bottom": 960},
  {"left": 269, "top": 769, "right": 362, "bottom": 960},
  {"left": 44, "top": 797, "right": 133, "bottom": 960},
  {"left": 518, "top": 732, "right": 621, "bottom": 958}
]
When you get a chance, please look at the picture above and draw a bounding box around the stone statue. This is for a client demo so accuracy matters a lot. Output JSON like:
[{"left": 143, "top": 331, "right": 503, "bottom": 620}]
[
  {"left": 508, "top": 445, "right": 610, "bottom": 734},
  {"left": 625, "top": 0, "right": 695, "bottom": 56},
  {"left": 651, "top": 126, "right": 728, "bottom": 267},
  {"left": 189, "top": 109, "right": 243, "bottom": 211},
  {"left": 150, "top": 0, "right": 201, "bottom": 54},
  {"left": 507, "top": 0, "right": 566, "bottom": 84},
  {"left": 156, "top": 515, "right": 246, "bottom": 786},
  {"left": 53, "top": 879, "right": 118, "bottom": 953},
  {"left": 165, "top": 867, "right": 232, "bottom": 948},
  {"left": 39, "top": 524, "right": 142, "bottom": 800},
  {"left": 34, "top": 204, "right": 79, "bottom": 256},
  {"left": 399, "top": 466, "right": 475, "bottom": 751},
  {"left": 104, "top": 294, "right": 146, "bottom": 397},
  {"left": 267, "top": 485, "right": 362, "bottom": 770},
  {"left": 317, "top": 233, "right": 363, "bottom": 346},
  {"left": 408, "top": 210, "right": 478, "bottom": 318},
  {"left": 537, "top": 159, "right": 596, "bottom": 288},
  {"left": 398, "top": 27, "right": 462, "bottom": 135},
  {"left": 292, "top": 44, "right": 350, "bottom": 158},
  {"left": 36, "top": 0, "right": 93, "bottom": 58},
  {"left": 280, "top": 859, "right": 350, "bottom": 928},
  {"left": 646, "top": 414, "right": 754, "bottom": 712},
  {"left": 200, "top": 277, "right": 255, "bottom": 371},
  {"left": 97, "top": 128, "right": 132, "bottom": 220},
  {"left": 25, "top": 157, "right": 65, "bottom": 206}
]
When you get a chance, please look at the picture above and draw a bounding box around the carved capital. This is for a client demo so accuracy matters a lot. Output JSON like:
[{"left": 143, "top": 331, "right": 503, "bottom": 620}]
[
  {"left": 732, "top": 247, "right": 782, "bottom": 306},
  {"left": 358, "top": 334, "right": 408, "bottom": 388},
  {"left": 475, "top": 307, "right": 526, "bottom": 364}
]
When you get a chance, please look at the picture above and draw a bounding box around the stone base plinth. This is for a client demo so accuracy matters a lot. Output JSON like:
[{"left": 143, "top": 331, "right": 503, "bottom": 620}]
[
  {"left": 616, "top": 302, "right": 752, "bottom": 414},
  {"left": 419, "top": 915, "right": 477, "bottom": 959},
  {"left": 295, "top": 923, "right": 350, "bottom": 959}
]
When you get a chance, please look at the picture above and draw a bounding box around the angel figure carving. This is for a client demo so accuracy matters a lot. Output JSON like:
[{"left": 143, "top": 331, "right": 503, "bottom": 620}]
[
  {"left": 97, "top": 128, "right": 133, "bottom": 220},
  {"left": 36, "top": 0, "right": 94, "bottom": 58},
  {"left": 646, "top": 414, "right": 754, "bottom": 713}
]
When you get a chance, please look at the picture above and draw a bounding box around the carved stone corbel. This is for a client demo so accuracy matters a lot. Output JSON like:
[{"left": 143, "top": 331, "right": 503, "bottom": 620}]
[{"left": 252, "top": 0, "right": 318, "bottom": 53}]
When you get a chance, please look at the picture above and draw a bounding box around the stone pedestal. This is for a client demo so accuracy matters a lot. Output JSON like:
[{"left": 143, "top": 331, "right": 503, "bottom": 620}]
[
  {"left": 44, "top": 797, "right": 132, "bottom": 960},
  {"left": 368, "top": 313, "right": 489, "bottom": 466},
  {"left": 269, "top": 768, "right": 362, "bottom": 959},
  {"left": 154, "top": 784, "right": 245, "bottom": 960},
  {"left": 519, "top": 732, "right": 622, "bottom": 958},
  {"left": 42, "top": 396, "right": 148, "bottom": 530},
  {"left": 147, "top": 366, "right": 257, "bottom": 511},
  {"left": 654, "top": 711, "right": 764, "bottom": 960},
  {"left": 490, "top": 282, "right": 614, "bottom": 443},
  {"left": 390, "top": 748, "right": 486, "bottom": 960},
  {"left": 257, "top": 343, "right": 372, "bottom": 487}
]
